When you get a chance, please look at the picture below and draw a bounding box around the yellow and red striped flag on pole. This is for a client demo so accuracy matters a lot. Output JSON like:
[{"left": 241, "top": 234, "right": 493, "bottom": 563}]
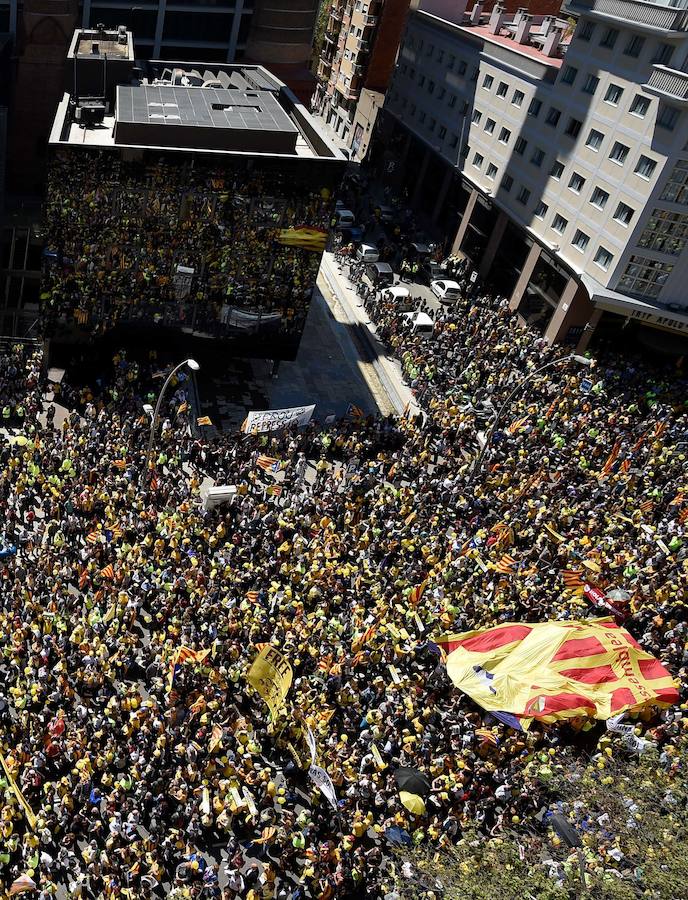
[{"left": 408, "top": 579, "right": 428, "bottom": 606}]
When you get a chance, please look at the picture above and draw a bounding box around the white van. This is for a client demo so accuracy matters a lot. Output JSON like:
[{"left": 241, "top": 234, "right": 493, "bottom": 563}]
[
  {"left": 356, "top": 243, "right": 380, "bottom": 263},
  {"left": 402, "top": 310, "right": 434, "bottom": 337},
  {"left": 334, "top": 209, "right": 356, "bottom": 230}
]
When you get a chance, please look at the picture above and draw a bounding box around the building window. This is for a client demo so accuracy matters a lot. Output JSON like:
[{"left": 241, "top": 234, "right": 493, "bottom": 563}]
[
  {"left": 486, "top": 163, "right": 498, "bottom": 179},
  {"left": 550, "top": 160, "right": 564, "bottom": 179},
  {"left": 502, "top": 174, "right": 513, "bottom": 192},
  {"left": 624, "top": 35, "right": 645, "bottom": 58},
  {"left": 613, "top": 201, "right": 635, "bottom": 226},
  {"left": 438, "top": 125, "right": 447, "bottom": 139},
  {"left": 438, "top": 87, "right": 445, "bottom": 99},
  {"left": 581, "top": 74, "right": 599, "bottom": 95},
  {"left": 600, "top": 27, "right": 619, "bottom": 49},
  {"left": 579, "top": 20, "right": 594, "bottom": 41},
  {"left": 531, "top": 147, "right": 545, "bottom": 167},
  {"left": 512, "top": 89, "right": 524, "bottom": 107},
  {"left": 472, "top": 109, "right": 482, "bottom": 124},
  {"left": 594, "top": 247, "right": 613, "bottom": 270},
  {"left": 473, "top": 152, "right": 484, "bottom": 168},
  {"left": 410, "top": 103, "right": 416, "bottom": 116},
  {"left": 572, "top": 229, "right": 590, "bottom": 251},
  {"left": 437, "top": 49, "right": 444, "bottom": 62},
  {"left": 609, "top": 141, "right": 630, "bottom": 164},
  {"left": 448, "top": 95, "right": 457, "bottom": 108},
  {"left": 590, "top": 186, "right": 610, "bottom": 209},
  {"left": 545, "top": 107, "right": 561, "bottom": 127},
  {"left": 461, "top": 142, "right": 470, "bottom": 158},
  {"left": 561, "top": 65, "right": 578, "bottom": 85},
  {"left": 604, "top": 83, "right": 623, "bottom": 105},
  {"left": 565, "top": 117, "right": 582, "bottom": 138},
  {"left": 428, "top": 118, "right": 436, "bottom": 132},
  {"left": 483, "top": 74, "right": 494, "bottom": 89},
  {"left": 534, "top": 201, "right": 548, "bottom": 218},
  {"left": 659, "top": 158, "right": 688, "bottom": 201},
  {"left": 470, "top": 66, "right": 479, "bottom": 81},
  {"left": 586, "top": 128, "right": 604, "bottom": 151},
  {"left": 653, "top": 42, "right": 674, "bottom": 66},
  {"left": 517, "top": 186, "right": 531, "bottom": 205},
  {"left": 568, "top": 172, "right": 586, "bottom": 193},
  {"left": 496, "top": 81, "right": 508, "bottom": 97},
  {"left": 428, "top": 80, "right": 435, "bottom": 94},
  {"left": 514, "top": 136, "right": 528, "bottom": 155},
  {"left": 449, "top": 54, "right": 456, "bottom": 68},
  {"left": 426, "top": 43, "right": 434, "bottom": 55},
  {"left": 629, "top": 95, "right": 650, "bottom": 118},
  {"left": 419, "top": 75, "right": 425, "bottom": 87},
  {"left": 636, "top": 154, "right": 658, "bottom": 180},
  {"left": 618, "top": 255, "right": 673, "bottom": 299},
  {"left": 657, "top": 104, "right": 680, "bottom": 131},
  {"left": 450, "top": 134, "right": 459, "bottom": 148},
  {"left": 458, "top": 60, "right": 467, "bottom": 75},
  {"left": 419, "top": 111, "right": 426, "bottom": 123},
  {"left": 552, "top": 214, "right": 568, "bottom": 234},
  {"left": 637, "top": 209, "right": 688, "bottom": 256},
  {"left": 484, "top": 118, "right": 495, "bottom": 134},
  {"left": 528, "top": 98, "right": 542, "bottom": 118},
  {"left": 498, "top": 127, "right": 510, "bottom": 144}
]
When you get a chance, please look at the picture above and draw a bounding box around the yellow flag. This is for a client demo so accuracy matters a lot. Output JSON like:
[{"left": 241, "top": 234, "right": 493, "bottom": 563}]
[
  {"left": 0, "top": 752, "right": 36, "bottom": 830},
  {"left": 247, "top": 644, "right": 293, "bottom": 720}
]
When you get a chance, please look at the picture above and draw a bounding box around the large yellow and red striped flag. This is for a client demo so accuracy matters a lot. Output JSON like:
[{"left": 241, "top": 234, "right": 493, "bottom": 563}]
[
  {"left": 408, "top": 579, "right": 428, "bottom": 606},
  {"left": 436, "top": 619, "right": 677, "bottom": 729}
]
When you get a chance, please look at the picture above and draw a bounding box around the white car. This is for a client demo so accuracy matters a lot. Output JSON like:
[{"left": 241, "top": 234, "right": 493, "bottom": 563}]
[
  {"left": 381, "top": 285, "right": 410, "bottom": 303},
  {"left": 430, "top": 279, "right": 461, "bottom": 303}
]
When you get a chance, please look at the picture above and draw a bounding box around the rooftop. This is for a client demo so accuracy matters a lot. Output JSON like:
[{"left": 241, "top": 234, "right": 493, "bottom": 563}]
[
  {"left": 77, "top": 36, "right": 130, "bottom": 59},
  {"left": 50, "top": 57, "right": 345, "bottom": 160}
]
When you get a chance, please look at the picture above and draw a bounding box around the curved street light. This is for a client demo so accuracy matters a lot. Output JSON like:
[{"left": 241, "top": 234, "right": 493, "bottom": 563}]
[
  {"left": 468, "top": 354, "right": 594, "bottom": 479},
  {"left": 144, "top": 358, "right": 199, "bottom": 477}
]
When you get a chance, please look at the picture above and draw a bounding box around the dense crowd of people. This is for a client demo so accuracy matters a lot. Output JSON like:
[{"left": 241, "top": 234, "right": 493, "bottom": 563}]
[
  {"left": 41, "top": 151, "right": 335, "bottom": 347},
  {"left": 0, "top": 278, "right": 686, "bottom": 898}
]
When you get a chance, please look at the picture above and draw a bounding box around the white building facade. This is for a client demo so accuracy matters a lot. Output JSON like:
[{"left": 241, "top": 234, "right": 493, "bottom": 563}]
[{"left": 377, "top": 0, "right": 688, "bottom": 351}]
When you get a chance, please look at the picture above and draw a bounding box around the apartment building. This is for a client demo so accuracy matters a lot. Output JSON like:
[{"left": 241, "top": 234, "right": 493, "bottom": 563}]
[
  {"left": 313, "top": 0, "right": 410, "bottom": 148},
  {"left": 377, "top": 0, "right": 688, "bottom": 351}
]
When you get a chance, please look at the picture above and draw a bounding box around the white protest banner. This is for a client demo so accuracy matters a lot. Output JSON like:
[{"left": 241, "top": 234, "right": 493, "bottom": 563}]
[
  {"left": 308, "top": 764, "right": 338, "bottom": 810},
  {"left": 242, "top": 404, "right": 315, "bottom": 434},
  {"left": 606, "top": 715, "right": 650, "bottom": 753},
  {"left": 305, "top": 724, "right": 317, "bottom": 766}
]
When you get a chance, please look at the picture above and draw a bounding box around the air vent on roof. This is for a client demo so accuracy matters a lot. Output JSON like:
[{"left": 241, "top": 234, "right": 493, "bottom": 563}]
[{"left": 212, "top": 103, "right": 231, "bottom": 111}]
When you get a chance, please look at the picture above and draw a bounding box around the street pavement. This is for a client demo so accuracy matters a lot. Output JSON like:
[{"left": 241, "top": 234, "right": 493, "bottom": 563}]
[{"left": 196, "top": 280, "right": 397, "bottom": 433}]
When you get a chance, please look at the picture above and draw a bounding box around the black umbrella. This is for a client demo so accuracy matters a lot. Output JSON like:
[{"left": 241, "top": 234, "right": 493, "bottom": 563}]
[{"left": 394, "top": 766, "right": 431, "bottom": 797}]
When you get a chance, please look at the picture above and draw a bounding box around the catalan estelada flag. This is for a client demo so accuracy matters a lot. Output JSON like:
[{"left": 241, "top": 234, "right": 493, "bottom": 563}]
[
  {"left": 256, "top": 455, "right": 280, "bottom": 473},
  {"left": 167, "top": 645, "right": 211, "bottom": 694},
  {"left": 408, "top": 579, "right": 428, "bottom": 606},
  {"left": 436, "top": 619, "right": 678, "bottom": 729}
]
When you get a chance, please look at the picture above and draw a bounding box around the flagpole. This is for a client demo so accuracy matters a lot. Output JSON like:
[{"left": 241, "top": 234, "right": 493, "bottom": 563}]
[
  {"left": 468, "top": 355, "right": 593, "bottom": 481},
  {"left": 144, "top": 358, "right": 200, "bottom": 481}
]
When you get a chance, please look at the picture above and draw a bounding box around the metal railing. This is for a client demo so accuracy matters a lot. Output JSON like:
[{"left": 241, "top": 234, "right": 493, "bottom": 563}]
[
  {"left": 566, "top": 0, "right": 688, "bottom": 30},
  {"left": 646, "top": 64, "right": 688, "bottom": 99}
]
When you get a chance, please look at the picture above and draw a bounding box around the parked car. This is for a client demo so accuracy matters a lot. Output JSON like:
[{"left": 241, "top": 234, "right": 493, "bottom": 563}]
[
  {"left": 431, "top": 279, "right": 462, "bottom": 303},
  {"left": 334, "top": 209, "right": 356, "bottom": 230},
  {"left": 356, "top": 243, "right": 380, "bottom": 263},
  {"left": 401, "top": 310, "right": 434, "bottom": 336},
  {"left": 340, "top": 225, "right": 365, "bottom": 243},
  {"left": 363, "top": 261, "right": 394, "bottom": 289},
  {"left": 419, "top": 259, "right": 449, "bottom": 284},
  {"left": 378, "top": 204, "right": 395, "bottom": 224}
]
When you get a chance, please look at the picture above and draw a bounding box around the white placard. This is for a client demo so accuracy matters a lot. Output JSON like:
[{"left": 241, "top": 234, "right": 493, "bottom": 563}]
[{"left": 243, "top": 404, "right": 315, "bottom": 434}]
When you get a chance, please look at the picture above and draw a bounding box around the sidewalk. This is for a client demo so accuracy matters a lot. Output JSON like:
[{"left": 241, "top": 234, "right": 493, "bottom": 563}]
[{"left": 319, "top": 252, "right": 420, "bottom": 418}]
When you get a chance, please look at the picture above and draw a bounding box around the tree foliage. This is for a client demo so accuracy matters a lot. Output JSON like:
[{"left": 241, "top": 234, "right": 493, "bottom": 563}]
[{"left": 392, "top": 736, "right": 688, "bottom": 900}]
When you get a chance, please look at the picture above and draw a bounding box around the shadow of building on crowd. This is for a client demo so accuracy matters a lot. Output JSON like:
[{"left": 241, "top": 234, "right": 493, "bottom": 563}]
[{"left": 40, "top": 28, "right": 347, "bottom": 371}]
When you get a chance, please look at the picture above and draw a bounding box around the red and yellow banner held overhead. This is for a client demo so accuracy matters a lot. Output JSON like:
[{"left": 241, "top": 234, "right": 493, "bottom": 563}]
[{"left": 437, "top": 618, "right": 678, "bottom": 729}]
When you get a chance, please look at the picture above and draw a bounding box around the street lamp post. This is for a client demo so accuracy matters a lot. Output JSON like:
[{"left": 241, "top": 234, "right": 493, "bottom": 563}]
[
  {"left": 468, "top": 354, "right": 594, "bottom": 479},
  {"left": 144, "top": 358, "right": 199, "bottom": 477}
]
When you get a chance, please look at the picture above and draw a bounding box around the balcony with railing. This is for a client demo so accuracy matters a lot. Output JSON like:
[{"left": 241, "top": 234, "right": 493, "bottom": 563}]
[
  {"left": 564, "top": 0, "right": 688, "bottom": 32},
  {"left": 645, "top": 64, "right": 688, "bottom": 102}
]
